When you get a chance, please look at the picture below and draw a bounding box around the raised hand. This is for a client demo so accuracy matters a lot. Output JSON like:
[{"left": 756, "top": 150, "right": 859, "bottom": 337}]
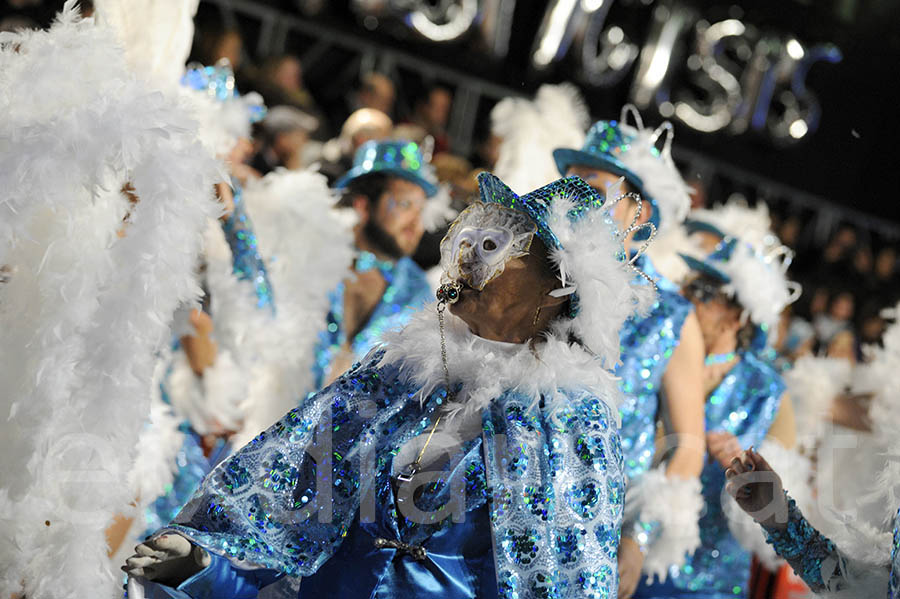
[
  {"left": 724, "top": 449, "right": 788, "bottom": 530},
  {"left": 122, "top": 533, "right": 210, "bottom": 587}
]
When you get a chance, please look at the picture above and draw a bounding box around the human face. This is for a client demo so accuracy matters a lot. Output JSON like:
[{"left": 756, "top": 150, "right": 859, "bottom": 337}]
[
  {"left": 447, "top": 245, "right": 565, "bottom": 344},
  {"left": 683, "top": 277, "right": 742, "bottom": 350},
  {"left": 370, "top": 178, "right": 426, "bottom": 256}
]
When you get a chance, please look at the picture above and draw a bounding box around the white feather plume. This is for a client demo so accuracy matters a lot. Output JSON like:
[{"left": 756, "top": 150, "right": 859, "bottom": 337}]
[
  {"left": 0, "top": 5, "right": 222, "bottom": 597},
  {"left": 492, "top": 84, "right": 588, "bottom": 195},
  {"left": 690, "top": 199, "right": 777, "bottom": 255},
  {"left": 784, "top": 356, "right": 852, "bottom": 452}
]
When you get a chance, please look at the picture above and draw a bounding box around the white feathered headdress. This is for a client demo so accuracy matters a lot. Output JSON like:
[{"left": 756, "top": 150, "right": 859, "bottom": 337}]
[
  {"left": 681, "top": 238, "right": 801, "bottom": 338},
  {"left": 0, "top": 3, "right": 222, "bottom": 597},
  {"left": 553, "top": 105, "right": 692, "bottom": 238}
]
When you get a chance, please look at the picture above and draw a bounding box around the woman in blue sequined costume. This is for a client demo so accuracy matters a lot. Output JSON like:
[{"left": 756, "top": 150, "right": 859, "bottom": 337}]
[
  {"left": 634, "top": 237, "right": 800, "bottom": 599},
  {"left": 124, "top": 172, "right": 658, "bottom": 599},
  {"left": 554, "top": 108, "right": 707, "bottom": 591},
  {"left": 312, "top": 140, "right": 437, "bottom": 390}
]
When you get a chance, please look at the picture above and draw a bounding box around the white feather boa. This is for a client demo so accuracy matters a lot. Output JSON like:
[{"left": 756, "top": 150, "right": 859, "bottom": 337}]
[
  {"left": 492, "top": 83, "right": 588, "bottom": 195},
  {"left": 784, "top": 356, "right": 852, "bottom": 452},
  {"left": 0, "top": 4, "right": 222, "bottom": 597},
  {"left": 380, "top": 306, "right": 625, "bottom": 420},
  {"left": 229, "top": 168, "right": 354, "bottom": 447},
  {"left": 624, "top": 468, "right": 704, "bottom": 582},
  {"left": 645, "top": 224, "right": 704, "bottom": 286}
]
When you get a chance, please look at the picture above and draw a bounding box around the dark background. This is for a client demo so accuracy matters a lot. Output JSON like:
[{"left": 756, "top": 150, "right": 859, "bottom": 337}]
[{"left": 5, "top": 0, "right": 900, "bottom": 222}]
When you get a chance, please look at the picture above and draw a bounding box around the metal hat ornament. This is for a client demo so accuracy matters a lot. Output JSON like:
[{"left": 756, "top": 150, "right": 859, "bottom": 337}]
[
  {"left": 334, "top": 139, "right": 439, "bottom": 197},
  {"left": 553, "top": 105, "right": 692, "bottom": 241}
]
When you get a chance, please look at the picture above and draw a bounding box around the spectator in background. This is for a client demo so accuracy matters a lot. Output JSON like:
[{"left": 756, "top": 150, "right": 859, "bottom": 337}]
[
  {"left": 250, "top": 106, "right": 319, "bottom": 174},
  {"left": 873, "top": 244, "right": 899, "bottom": 303},
  {"left": 814, "top": 289, "right": 857, "bottom": 361},
  {"left": 356, "top": 72, "right": 396, "bottom": 117},
  {"left": 318, "top": 108, "right": 393, "bottom": 183},
  {"left": 253, "top": 55, "right": 327, "bottom": 137},
  {"left": 409, "top": 85, "right": 452, "bottom": 154}
]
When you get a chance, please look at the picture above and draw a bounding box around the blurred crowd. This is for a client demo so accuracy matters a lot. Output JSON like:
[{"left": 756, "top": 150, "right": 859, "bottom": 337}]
[{"left": 186, "top": 21, "right": 899, "bottom": 370}]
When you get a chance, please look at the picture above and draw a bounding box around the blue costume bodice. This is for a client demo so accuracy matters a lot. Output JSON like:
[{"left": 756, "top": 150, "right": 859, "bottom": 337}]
[
  {"left": 635, "top": 352, "right": 784, "bottom": 599},
  {"left": 146, "top": 349, "right": 626, "bottom": 599},
  {"left": 312, "top": 255, "right": 432, "bottom": 389},
  {"left": 616, "top": 257, "right": 692, "bottom": 481}
]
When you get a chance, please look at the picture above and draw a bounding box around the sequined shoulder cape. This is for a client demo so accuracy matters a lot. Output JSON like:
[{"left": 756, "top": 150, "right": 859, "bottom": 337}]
[{"left": 155, "top": 310, "right": 628, "bottom": 599}]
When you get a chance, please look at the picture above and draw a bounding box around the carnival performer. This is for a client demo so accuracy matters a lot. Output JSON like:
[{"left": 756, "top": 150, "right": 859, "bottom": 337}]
[
  {"left": 0, "top": 4, "right": 222, "bottom": 597},
  {"left": 312, "top": 139, "right": 438, "bottom": 389},
  {"left": 554, "top": 107, "right": 707, "bottom": 594},
  {"left": 633, "top": 237, "right": 801, "bottom": 599},
  {"left": 123, "top": 172, "right": 657, "bottom": 598}
]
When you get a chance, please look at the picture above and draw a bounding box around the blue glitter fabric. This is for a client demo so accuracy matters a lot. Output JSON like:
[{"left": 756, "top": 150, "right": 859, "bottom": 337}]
[
  {"left": 616, "top": 255, "right": 692, "bottom": 481},
  {"left": 163, "top": 350, "right": 625, "bottom": 598},
  {"left": 334, "top": 140, "right": 438, "bottom": 197},
  {"left": 311, "top": 256, "right": 431, "bottom": 390},
  {"left": 635, "top": 352, "right": 784, "bottom": 599},
  {"left": 220, "top": 180, "right": 275, "bottom": 311},
  {"left": 763, "top": 493, "right": 838, "bottom": 593}
]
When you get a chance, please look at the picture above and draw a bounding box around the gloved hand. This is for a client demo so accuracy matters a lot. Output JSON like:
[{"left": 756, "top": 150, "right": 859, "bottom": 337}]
[{"left": 122, "top": 533, "right": 211, "bottom": 587}]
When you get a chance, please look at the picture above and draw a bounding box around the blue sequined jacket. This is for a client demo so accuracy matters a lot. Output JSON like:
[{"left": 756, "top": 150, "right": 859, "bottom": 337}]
[
  {"left": 141, "top": 312, "right": 629, "bottom": 599},
  {"left": 312, "top": 255, "right": 432, "bottom": 390}
]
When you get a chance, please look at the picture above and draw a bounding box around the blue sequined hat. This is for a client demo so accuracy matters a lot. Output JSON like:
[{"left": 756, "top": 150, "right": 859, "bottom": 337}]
[
  {"left": 477, "top": 172, "right": 606, "bottom": 252},
  {"left": 553, "top": 120, "right": 660, "bottom": 237},
  {"left": 678, "top": 237, "right": 737, "bottom": 284},
  {"left": 334, "top": 140, "right": 438, "bottom": 197},
  {"left": 181, "top": 60, "right": 266, "bottom": 123},
  {"left": 683, "top": 218, "right": 727, "bottom": 240}
]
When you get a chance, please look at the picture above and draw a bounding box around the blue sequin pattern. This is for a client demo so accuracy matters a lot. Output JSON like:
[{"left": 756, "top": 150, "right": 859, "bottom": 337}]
[
  {"left": 220, "top": 181, "right": 274, "bottom": 311},
  {"left": 616, "top": 271, "right": 691, "bottom": 481},
  {"left": 642, "top": 352, "right": 783, "bottom": 598},
  {"left": 312, "top": 256, "right": 431, "bottom": 389},
  {"left": 764, "top": 493, "right": 838, "bottom": 592},
  {"left": 167, "top": 351, "right": 625, "bottom": 598}
]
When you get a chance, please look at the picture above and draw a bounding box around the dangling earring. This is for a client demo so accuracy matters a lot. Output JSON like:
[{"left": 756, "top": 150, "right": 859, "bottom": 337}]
[{"left": 532, "top": 305, "right": 542, "bottom": 327}]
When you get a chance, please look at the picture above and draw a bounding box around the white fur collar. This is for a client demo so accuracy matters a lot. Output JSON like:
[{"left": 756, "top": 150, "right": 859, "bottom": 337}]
[{"left": 379, "top": 304, "right": 623, "bottom": 422}]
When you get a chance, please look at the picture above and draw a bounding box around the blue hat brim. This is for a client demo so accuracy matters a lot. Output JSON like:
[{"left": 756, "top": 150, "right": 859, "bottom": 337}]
[
  {"left": 679, "top": 253, "right": 731, "bottom": 283},
  {"left": 334, "top": 166, "right": 438, "bottom": 197},
  {"left": 684, "top": 219, "right": 726, "bottom": 240},
  {"left": 552, "top": 147, "right": 660, "bottom": 238}
]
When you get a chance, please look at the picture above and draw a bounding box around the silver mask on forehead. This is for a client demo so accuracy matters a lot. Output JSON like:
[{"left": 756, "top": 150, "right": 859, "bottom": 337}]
[{"left": 439, "top": 202, "right": 537, "bottom": 291}]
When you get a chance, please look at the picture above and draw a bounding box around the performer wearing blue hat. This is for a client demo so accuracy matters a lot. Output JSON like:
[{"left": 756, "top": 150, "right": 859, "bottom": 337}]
[
  {"left": 554, "top": 107, "right": 707, "bottom": 593},
  {"left": 312, "top": 139, "right": 437, "bottom": 389},
  {"left": 633, "top": 238, "right": 800, "bottom": 599},
  {"left": 124, "top": 173, "right": 656, "bottom": 599}
]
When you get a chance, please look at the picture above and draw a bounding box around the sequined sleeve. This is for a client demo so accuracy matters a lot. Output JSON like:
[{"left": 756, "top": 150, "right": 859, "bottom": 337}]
[
  {"left": 764, "top": 493, "right": 841, "bottom": 592},
  {"left": 220, "top": 183, "right": 274, "bottom": 311},
  {"left": 167, "top": 351, "right": 402, "bottom": 578}
]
